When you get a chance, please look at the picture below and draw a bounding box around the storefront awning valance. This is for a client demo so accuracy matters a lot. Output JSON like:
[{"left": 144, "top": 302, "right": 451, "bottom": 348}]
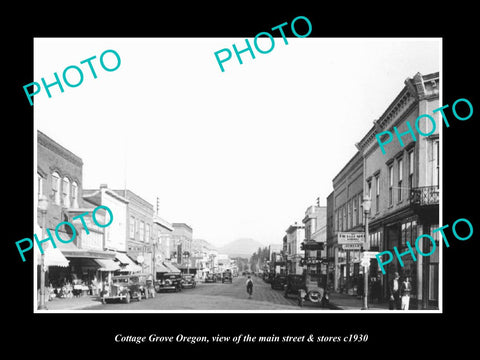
[
  {"left": 155, "top": 263, "right": 171, "bottom": 273},
  {"left": 55, "top": 238, "right": 116, "bottom": 259},
  {"left": 94, "top": 258, "right": 120, "bottom": 272},
  {"left": 115, "top": 252, "right": 142, "bottom": 272},
  {"left": 163, "top": 262, "right": 181, "bottom": 273},
  {"left": 115, "top": 252, "right": 134, "bottom": 265}
]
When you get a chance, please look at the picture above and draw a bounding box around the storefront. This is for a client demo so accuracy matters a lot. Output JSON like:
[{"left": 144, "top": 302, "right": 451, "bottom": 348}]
[{"left": 334, "top": 232, "right": 364, "bottom": 295}]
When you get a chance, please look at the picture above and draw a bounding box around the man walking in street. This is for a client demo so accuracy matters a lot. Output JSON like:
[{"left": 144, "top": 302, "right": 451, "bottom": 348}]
[
  {"left": 246, "top": 275, "right": 253, "bottom": 298},
  {"left": 389, "top": 272, "right": 401, "bottom": 310}
]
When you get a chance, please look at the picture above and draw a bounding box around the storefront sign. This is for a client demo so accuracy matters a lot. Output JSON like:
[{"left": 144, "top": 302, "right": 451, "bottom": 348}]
[
  {"left": 342, "top": 243, "right": 362, "bottom": 250},
  {"left": 337, "top": 232, "right": 365, "bottom": 244},
  {"left": 16, "top": 205, "right": 114, "bottom": 262}
]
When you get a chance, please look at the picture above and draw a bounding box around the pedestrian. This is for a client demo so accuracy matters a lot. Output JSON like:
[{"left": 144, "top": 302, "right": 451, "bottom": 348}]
[
  {"left": 400, "top": 276, "right": 412, "bottom": 310},
  {"left": 246, "top": 275, "right": 253, "bottom": 298},
  {"left": 388, "top": 272, "right": 401, "bottom": 310}
]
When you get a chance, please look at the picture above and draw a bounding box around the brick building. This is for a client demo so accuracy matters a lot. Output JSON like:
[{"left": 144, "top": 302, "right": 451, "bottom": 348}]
[
  {"left": 113, "top": 189, "right": 155, "bottom": 273},
  {"left": 37, "top": 130, "right": 115, "bottom": 294},
  {"left": 356, "top": 72, "right": 440, "bottom": 309}
]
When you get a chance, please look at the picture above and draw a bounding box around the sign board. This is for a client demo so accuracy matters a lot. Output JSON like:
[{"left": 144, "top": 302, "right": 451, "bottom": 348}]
[
  {"left": 342, "top": 243, "right": 362, "bottom": 250},
  {"left": 337, "top": 232, "right": 365, "bottom": 245},
  {"left": 362, "top": 251, "right": 379, "bottom": 260}
]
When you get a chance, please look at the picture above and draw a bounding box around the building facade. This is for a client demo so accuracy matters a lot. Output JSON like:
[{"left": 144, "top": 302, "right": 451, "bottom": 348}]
[
  {"left": 37, "top": 131, "right": 116, "bottom": 296},
  {"left": 356, "top": 72, "right": 440, "bottom": 309},
  {"left": 285, "top": 222, "right": 305, "bottom": 275},
  {"left": 171, "top": 223, "right": 193, "bottom": 266},
  {"left": 329, "top": 150, "right": 365, "bottom": 295},
  {"left": 113, "top": 190, "right": 155, "bottom": 274},
  {"left": 302, "top": 203, "right": 327, "bottom": 280}
]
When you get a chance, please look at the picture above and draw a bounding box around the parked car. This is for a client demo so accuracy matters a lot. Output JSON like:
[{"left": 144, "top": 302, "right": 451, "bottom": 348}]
[
  {"left": 204, "top": 273, "right": 217, "bottom": 283},
  {"left": 154, "top": 272, "right": 182, "bottom": 293},
  {"left": 298, "top": 275, "right": 329, "bottom": 308},
  {"left": 102, "top": 274, "right": 149, "bottom": 304},
  {"left": 222, "top": 270, "right": 232, "bottom": 283},
  {"left": 284, "top": 274, "right": 306, "bottom": 298},
  {"left": 271, "top": 274, "right": 286, "bottom": 290},
  {"left": 181, "top": 274, "right": 196, "bottom": 289}
]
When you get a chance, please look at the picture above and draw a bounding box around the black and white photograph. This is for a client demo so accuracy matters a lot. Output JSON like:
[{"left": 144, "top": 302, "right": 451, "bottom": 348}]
[
  {"left": 7, "top": 5, "right": 478, "bottom": 354},
  {"left": 32, "top": 37, "right": 442, "bottom": 313}
]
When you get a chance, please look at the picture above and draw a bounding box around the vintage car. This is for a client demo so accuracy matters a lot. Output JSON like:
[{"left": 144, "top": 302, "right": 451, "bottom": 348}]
[
  {"left": 298, "top": 275, "right": 329, "bottom": 308},
  {"left": 102, "top": 274, "right": 149, "bottom": 304},
  {"left": 283, "top": 274, "right": 306, "bottom": 298},
  {"left": 154, "top": 272, "right": 182, "bottom": 293},
  {"left": 181, "top": 274, "right": 197, "bottom": 289},
  {"left": 271, "top": 274, "right": 286, "bottom": 290},
  {"left": 222, "top": 270, "right": 232, "bottom": 283},
  {"left": 204, "top": 273, "right": 217, "bottom": 283}
]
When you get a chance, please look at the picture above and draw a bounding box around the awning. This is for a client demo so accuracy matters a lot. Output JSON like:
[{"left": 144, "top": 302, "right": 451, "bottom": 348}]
[
  {"left": 155, "top": 263, "right": 171, "bottom": 273},
  {"left": 115, "top": 252, "right": 134, "bottom": 265},
  {"left": 34, "top": 225, "right": 69, "bottom": 267},
  {"left": 94, "top": 258, "right": 120, "bottom": 272},
  {"left": 55, "top": 238, "right": 116, "bottom": 259},
  {"left": 163, "top": 262, "right": 181, "bottom": 273},
  {"left": 116, "top": 252, "right": 142, "bottom": 272}
]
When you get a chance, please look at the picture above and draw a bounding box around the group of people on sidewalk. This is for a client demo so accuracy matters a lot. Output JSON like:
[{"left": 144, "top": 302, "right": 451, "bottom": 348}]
[{"left": 388, "top": 272, "right": 412, "bottom": 310}]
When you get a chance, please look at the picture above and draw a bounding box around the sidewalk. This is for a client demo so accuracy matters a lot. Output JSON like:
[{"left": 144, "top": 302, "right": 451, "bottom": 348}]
[
  {"left": 328, "top": 292, "right": 390, "bottom": 310},
  {"left": 38, "top": 295, "right": 103, "bottom": 311}
]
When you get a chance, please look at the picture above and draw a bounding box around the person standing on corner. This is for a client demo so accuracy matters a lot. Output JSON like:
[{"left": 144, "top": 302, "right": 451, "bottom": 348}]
[
  {"left": 246, "top": 275, "right": 253, "bottom": 298},
  {"left": 389, "top": 272, "right": 401, "bottom": 310},
  {"left": 400, "top": 276, "right": 412, "bottom": 310}
]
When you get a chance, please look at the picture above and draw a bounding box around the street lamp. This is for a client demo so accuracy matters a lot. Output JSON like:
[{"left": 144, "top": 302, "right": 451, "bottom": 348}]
[
  {"left": 38, "top": 195, "right": 49, "bottom": 310},
  {"left": 361, "top": 194, "right": 371, "bottom": 310}
]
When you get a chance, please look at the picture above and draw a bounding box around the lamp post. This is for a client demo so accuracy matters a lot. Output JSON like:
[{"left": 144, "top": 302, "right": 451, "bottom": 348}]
[
  {"left": 38, "top": 195, "right": 49, "bottom": 310},
  {"left": 361, "top": 195, "right": 371, "bottom": 310}
]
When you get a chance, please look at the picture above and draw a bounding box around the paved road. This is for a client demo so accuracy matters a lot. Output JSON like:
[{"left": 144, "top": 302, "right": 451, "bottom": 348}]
[{"left": 81, "top": 275, "right": 329, "bottom": 311}]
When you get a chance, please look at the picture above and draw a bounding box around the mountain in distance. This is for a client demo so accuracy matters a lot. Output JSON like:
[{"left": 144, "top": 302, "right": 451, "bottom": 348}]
[
  {"left": 217, "top": 238, "right": 265, "bottom": 258},
  {"left": 192, "top": 238, "right": 217, "bottom": 252}
]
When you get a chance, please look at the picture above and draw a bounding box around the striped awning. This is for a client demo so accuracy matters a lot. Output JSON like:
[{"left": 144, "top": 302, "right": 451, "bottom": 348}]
[
  {"left": 116, "top": 252, "right": 142, "bottom": 272},
  {"left": 94, "top": 258, "right": 120, "bottom": 272}
]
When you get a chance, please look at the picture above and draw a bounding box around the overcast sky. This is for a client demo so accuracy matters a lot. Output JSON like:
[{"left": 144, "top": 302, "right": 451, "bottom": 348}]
[{"left": 34, "top": 37, "right": 440, "bottom": 248}]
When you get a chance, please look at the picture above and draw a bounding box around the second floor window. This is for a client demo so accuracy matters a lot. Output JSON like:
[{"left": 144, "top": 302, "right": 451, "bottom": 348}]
[
  {"left": 62, "top": 177, "right": 70, "bottom": 208},
  {"left": 140, "top": 221, "right": 145, "bottom": 241},
  {"left": 388, "top": 165, "right": 393, "bottom": 206},
  {"left": 51, "top": 172, "right": 61, "bottom": 205},
  {"left": 375, "top": 175, "right": 380, "bottom": 212},
  {"left": 129, "top": 216, "right": 135, "bottom": 238},
  {"left": 398, "top": 158, "right": 403, "bottom": 202},
  {"left": 408, "top": 150, "right": 414, "bottom": 189}
]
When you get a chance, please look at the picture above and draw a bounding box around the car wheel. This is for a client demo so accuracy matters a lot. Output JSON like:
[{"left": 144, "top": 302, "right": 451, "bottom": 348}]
[{"left": 125, "top": 292, "right": 131, "bottom": 304}]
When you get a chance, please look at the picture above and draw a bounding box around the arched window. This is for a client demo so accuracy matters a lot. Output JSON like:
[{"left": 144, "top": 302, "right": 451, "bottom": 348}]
[
  {"left": 71, "top": 181, "right": 79, "bottom": 208},
  {"left": 37, "top": 173, "right": 45, "bottom": 197},
  {"left": 51, "top": 172, "right": 61, "bottom": 205},
  {"left": 62, "top": 177, "right": 70, "bottom": 207}
]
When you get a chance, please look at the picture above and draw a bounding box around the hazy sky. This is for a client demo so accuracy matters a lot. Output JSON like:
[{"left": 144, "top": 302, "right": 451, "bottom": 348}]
[{"left": 34, "top": 38, "right": 440, "bottom": 247}]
